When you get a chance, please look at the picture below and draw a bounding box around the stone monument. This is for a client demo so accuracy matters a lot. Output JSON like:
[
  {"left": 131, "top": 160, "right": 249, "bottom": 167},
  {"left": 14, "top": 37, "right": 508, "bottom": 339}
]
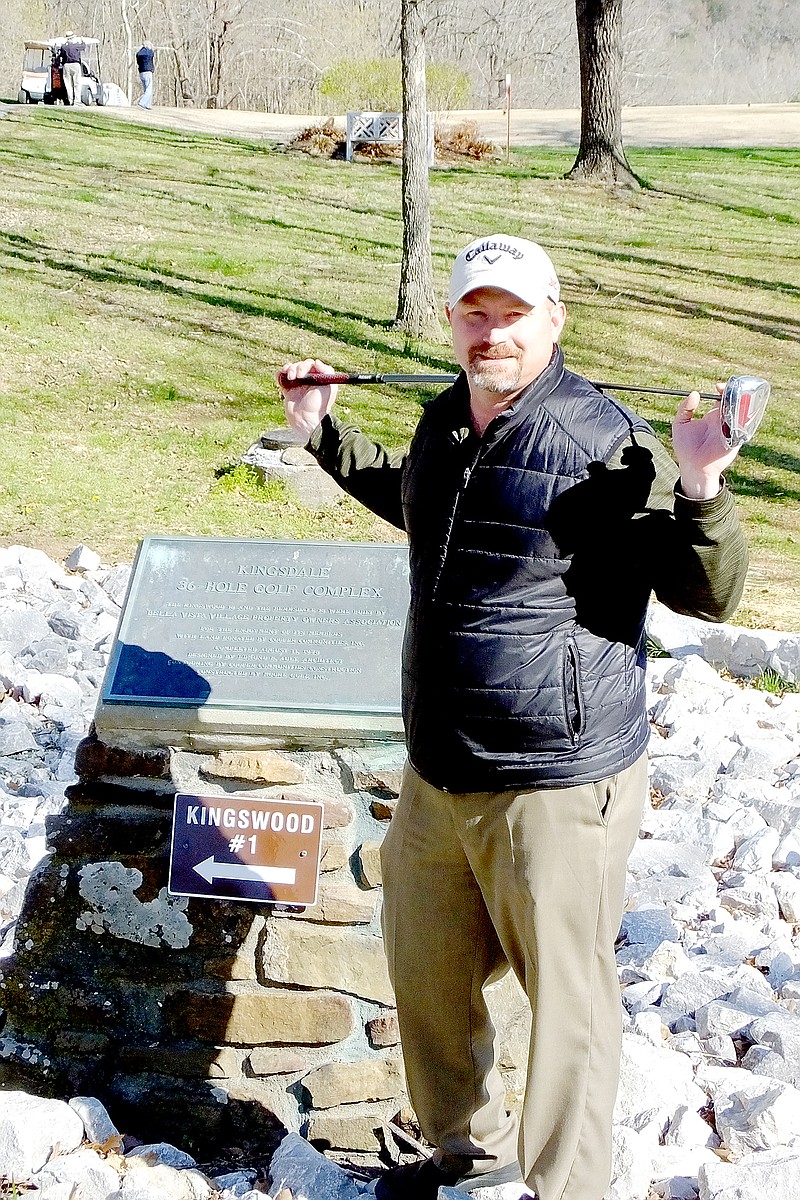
[{"left": 0, "top": 535, "right": 530, "bottom": 1161}]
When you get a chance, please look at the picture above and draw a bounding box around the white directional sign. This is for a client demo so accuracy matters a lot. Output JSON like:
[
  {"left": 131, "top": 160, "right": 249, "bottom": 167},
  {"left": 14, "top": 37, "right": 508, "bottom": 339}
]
[{"left": 168, "top": 792, "right": 323, "bottom": 905}]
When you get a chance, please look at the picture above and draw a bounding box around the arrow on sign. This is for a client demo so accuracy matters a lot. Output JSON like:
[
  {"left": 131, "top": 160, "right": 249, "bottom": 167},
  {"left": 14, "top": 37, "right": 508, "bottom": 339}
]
[{"left": 193, "top": 857, "right": 297, "bottom": 886}]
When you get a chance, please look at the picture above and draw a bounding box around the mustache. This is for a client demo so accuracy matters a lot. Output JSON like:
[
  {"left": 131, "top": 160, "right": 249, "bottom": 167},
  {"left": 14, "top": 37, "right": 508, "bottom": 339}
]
[{"left": 468, "top": 343, "right": 522, "bottom": 364}]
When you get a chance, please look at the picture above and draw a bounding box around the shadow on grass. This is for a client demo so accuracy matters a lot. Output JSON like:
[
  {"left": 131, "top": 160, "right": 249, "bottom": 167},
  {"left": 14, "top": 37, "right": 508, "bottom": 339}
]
[
  {"left": 0, "top": 142, "right": 406, "bottom": 254},
  {"left": 569, "top": 244, "right": 800, "bottom": 304},
  {"left": 17, "top": 106, "right": 278, "bottom": 156},
  {"left": 0, "top": 229, "right": 456, "bottom": 373},
  {"left": 647, "top": 183, "right": 800, "bottom": 227},
  {"left": 571, "top": 276, "right": 800, "bottom": 344}
]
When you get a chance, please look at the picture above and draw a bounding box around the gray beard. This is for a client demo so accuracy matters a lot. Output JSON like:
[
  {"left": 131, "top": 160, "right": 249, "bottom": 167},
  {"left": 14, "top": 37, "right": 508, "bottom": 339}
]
[{"left": 467, "top": 357, "right": 524, "bottom": 394}]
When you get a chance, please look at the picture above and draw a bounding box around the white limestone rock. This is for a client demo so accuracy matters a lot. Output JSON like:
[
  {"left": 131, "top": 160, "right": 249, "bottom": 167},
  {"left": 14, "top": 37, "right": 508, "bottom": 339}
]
[
  {"left": 47, "top": 605, "right": 87, "bottom": 641},
  {"left": 0, "top": 719, "right": 39, "bottom": 755},
  {"left": 659, "top": 964, "right": 770, "bottom": 1027},
  {"left": 628, "top": 840, "right": 714, "bottom": 884},
  {"left": 211, "top": 1169, "right": 259, "bottom": 1197},
  {"left": 641, "top": 808, "right": 733, "bottom": 864},
  {"left": 725, "top": 735, "right": 798, "bottom": 780},
  {"left": 772, "top": 871, "right": 800, "bottom": 923},
  {"left": 717, "top": 872, "right": 780, "bottom": 921},
  {"left": 68, "top": 1095, "right": 121, "bottom": 1145},
  {"left": 733, "top": 827, "right": 780, "bottom": 873},
  {"left": 95, "top": 563, "right": 131, "bottom": 605},
  {"left": 268, "top": 1132, "right": 365, "bottom": 1200},
  {"left": 748, "top": 1012, "right": 800, "bottom": 1087},
  {"left": 65, "top": 544, "right": 102, "bottom": 573},
  {"left": 740, "top": 1045, "right": 795, "bottom": 1085},
  {"left": 700, "top": 1034, "right": 737, "bottom": 1065},
  {"left": 0, "top": 825, "right": 31, "bottom": 882},
  {"left": 32, "top": 1146, "right": 122, "bottom": 1199},
  {"left": 632, "top": 1010, "right": 669, "bottom": 1044},
  {"left": 109, "top": 1160, "right": 217, "bottom": 1199},
  {"left": 620, "top": 908, "right": 681, "bottom": 948},
  {"left": 622, "top": 980, "right": 666, "bottom": 1015},
  {"left": 646, "top": 606, "right": 705, "bottom": 659},
  {"left": 630, "top": 871, "right": 719, "bottom": 911},
  {"left": 127, "top": 1143, "right": 197, "bottom": 1169},
  {"left": 617, "top": 939, "right": 693, "bottom": 985},
  {"left": 21, "top": 670, "right": 83, "bottom": 710},
  {"left": 649, "top": 757, "right": 718, "bottom": 801},
  {"left": 707, "top": 1069, "right": 800, "bottom": 1155},
  {"left": 694, "top": 1000, "right": 758, "bottom": 1041},
  {"left": 698, "top": 1145, "right": 800, "bottom": 1200},
  {"left": 773, "top": 831, "right": 800, "bottom": 869},
  {"left": 0, "top": 1090, "right": 85, "bottom": 1176},
  {"left": 614, "top": 1034, "right": 707, "bottom": 1135},
  {"left": 607, "top": 1124, "right": 654, "bottom": 1200},
  {"left": 661, "top": 656, "right": 732, "bottom": 699},
  {"left": 662, "top": 1099, "right": 719, "bottom": 1147},
  {"left": 753, "top": 792, "right": 800, "bottom": 839},
  {"left": 0, "top": 610, "right": 53, "bottom": 655}
]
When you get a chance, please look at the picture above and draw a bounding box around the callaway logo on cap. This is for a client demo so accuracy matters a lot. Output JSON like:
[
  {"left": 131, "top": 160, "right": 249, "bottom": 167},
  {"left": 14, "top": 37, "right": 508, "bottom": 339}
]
[{"left": 448, "top": 235, "right": 561, "bottom": 310}]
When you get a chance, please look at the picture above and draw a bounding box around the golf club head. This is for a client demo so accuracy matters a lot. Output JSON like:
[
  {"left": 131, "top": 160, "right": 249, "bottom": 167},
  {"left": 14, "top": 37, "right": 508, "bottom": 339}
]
[{"left": 720, "top": 376, "right": 770, "bottom": 448}]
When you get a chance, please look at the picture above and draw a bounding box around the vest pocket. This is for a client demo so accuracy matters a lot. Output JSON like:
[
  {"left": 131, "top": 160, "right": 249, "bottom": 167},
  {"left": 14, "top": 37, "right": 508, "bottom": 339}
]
[{"left": 564, "top": 636, "right": 586, "bottom": 742}]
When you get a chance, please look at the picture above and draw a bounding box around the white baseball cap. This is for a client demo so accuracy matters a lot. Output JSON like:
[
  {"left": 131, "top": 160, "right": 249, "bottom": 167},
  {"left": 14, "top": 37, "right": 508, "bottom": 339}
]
[{"left": 448, "top": 235, "right": 560, "bottom": 310}]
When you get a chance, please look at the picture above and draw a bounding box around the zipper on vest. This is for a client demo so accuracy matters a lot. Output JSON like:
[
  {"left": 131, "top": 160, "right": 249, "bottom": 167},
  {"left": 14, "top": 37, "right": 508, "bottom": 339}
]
[{"left": 430, "top": 441, "right": 483, "bottom": 602}]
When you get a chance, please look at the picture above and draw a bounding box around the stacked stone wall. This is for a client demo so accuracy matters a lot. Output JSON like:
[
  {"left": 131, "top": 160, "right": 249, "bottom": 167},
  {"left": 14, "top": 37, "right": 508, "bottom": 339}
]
[{"left": 0, "top": 732, "right": 417, "bottom": 1158}]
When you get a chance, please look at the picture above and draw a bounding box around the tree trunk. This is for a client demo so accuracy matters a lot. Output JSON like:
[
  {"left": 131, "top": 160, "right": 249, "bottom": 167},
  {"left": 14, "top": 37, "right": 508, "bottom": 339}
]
[
  {"left": 160, "top": 0, "right": 195, "bottom": 104},
  {"left": 568, "top": 0, "right": 639, "bottom": 187},
  {"left": 395, "top": 0, "right": 443, "bottom": 340},
  {"left": 120, "top": 0, "right": 133, "bottom": 103}
]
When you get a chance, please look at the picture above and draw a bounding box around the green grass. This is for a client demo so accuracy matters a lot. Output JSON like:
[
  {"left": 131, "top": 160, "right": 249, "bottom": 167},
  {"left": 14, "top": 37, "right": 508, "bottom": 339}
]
[
  {"left": 0, "top": 108, "right": 798, "bottom": 629},
  {"left": 750, "top": 667, "right": 799, "bottom": 695}
]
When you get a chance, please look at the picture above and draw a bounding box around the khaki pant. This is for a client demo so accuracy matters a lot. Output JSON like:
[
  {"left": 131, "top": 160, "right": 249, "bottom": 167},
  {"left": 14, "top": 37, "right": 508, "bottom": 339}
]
[
  {"left": 62, "top": 62, "right": 82, "bottom": 106},
  {"left": 380, "top": 754, "right": 647, "bottom": 1200}
]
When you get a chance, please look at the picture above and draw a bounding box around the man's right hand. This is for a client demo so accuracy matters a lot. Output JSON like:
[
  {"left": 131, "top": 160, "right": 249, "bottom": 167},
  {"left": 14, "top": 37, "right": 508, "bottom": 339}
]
[{"left": 278, "top": 359, "right": 338, "bottom": 438}]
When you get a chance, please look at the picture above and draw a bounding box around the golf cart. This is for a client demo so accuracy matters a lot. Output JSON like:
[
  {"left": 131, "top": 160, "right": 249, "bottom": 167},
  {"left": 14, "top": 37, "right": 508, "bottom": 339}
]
[{"left": 18, "top": 38, "right": 128, "bottom": 106}]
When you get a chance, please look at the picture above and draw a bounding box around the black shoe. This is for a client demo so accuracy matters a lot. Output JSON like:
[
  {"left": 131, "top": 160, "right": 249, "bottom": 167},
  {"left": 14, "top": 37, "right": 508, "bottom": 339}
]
[{"left": 374, "top": 1157, "right": 463, "bottom": 1199}]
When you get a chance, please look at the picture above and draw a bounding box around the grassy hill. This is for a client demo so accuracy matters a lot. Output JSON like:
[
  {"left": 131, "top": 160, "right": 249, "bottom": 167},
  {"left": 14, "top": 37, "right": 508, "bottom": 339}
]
[{"left": 0, "top": 106, "right": 798, "bottom": 629}]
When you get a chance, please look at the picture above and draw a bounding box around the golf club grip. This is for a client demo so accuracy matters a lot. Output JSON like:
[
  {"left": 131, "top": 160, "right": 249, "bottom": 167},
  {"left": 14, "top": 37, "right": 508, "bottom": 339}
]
[{"left": 278, "top": 370, "right": 366, "bottom": 389}]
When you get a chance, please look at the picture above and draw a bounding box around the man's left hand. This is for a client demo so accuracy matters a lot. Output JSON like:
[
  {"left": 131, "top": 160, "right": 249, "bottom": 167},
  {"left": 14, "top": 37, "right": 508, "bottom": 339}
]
[{"left": 671, "top": 386, "right": 740, "bottom": 500}]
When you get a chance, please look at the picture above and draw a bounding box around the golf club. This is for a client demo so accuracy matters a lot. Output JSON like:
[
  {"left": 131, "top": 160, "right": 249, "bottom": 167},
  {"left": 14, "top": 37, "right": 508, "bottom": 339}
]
[{"left": 277, "top": 371, "right": 770, "bottom": 449}]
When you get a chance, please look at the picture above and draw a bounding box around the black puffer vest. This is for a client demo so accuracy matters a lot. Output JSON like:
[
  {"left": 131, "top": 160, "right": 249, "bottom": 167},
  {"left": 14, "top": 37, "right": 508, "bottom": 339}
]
[{"left": 401, "top": 346, "right": 655, "bottom": 792}]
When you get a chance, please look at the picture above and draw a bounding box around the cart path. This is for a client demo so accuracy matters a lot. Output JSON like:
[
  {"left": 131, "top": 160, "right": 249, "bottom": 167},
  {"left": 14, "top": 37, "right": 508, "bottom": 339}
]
[{"left": 57, "top": 102, "right": 800, "bottom": 149}]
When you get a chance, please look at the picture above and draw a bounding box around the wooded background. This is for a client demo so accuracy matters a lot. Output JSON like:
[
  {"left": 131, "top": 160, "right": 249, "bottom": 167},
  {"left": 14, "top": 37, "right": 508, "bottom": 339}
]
[{"left": 3, "top": 0, "right": 799, "bottom": 113}]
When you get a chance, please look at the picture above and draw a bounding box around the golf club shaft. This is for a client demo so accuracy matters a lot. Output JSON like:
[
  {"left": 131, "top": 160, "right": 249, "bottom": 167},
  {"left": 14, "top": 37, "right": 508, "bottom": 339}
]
[
  {"left": 593, "top": 382, "right": 719, "bottom": 401},
  {"left": 278, "top": 369, "right": 718, "bottom": 401}
]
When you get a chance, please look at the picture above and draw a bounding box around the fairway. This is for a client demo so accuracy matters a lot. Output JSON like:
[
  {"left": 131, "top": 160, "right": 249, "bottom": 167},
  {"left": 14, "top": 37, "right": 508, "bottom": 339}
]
[{"left": 0, "top": 106, "right": 798, "bottom": 630}]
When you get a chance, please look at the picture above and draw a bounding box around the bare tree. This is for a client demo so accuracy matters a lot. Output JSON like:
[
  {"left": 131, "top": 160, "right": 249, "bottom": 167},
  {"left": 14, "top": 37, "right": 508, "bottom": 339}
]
[
  {"left": 395, "top": 0, "right": 442, "bottom": 340},
  {"left": 5, "top": 0, "right": 798, "bottom": 116},
  {"left": 119, "top": 0, "right": 135, "bottom": 102},
  {"left": 568, "top": 0, "right": 639, "bottom": 187}
]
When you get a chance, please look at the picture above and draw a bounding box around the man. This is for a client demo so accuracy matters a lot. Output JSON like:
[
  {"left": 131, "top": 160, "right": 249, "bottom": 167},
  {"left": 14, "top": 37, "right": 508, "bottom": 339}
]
[
  {"left": 135, "top": 42, "right": 155, "bottom": 110},
  {"left": 59, "top": 32, "right": 86, "bottom": 107},
  {"left": 278, "top": 236, "right": 747, "bottom": 1200}
]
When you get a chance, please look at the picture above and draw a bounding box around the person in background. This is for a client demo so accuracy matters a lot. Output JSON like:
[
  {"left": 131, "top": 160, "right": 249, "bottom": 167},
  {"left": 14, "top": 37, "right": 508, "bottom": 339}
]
[
  {"left": 135, "top": 42, "right": 155, "bottom": 110},
  {"left": 60, "top": 32, "right": 86, "bottom": 107}
]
